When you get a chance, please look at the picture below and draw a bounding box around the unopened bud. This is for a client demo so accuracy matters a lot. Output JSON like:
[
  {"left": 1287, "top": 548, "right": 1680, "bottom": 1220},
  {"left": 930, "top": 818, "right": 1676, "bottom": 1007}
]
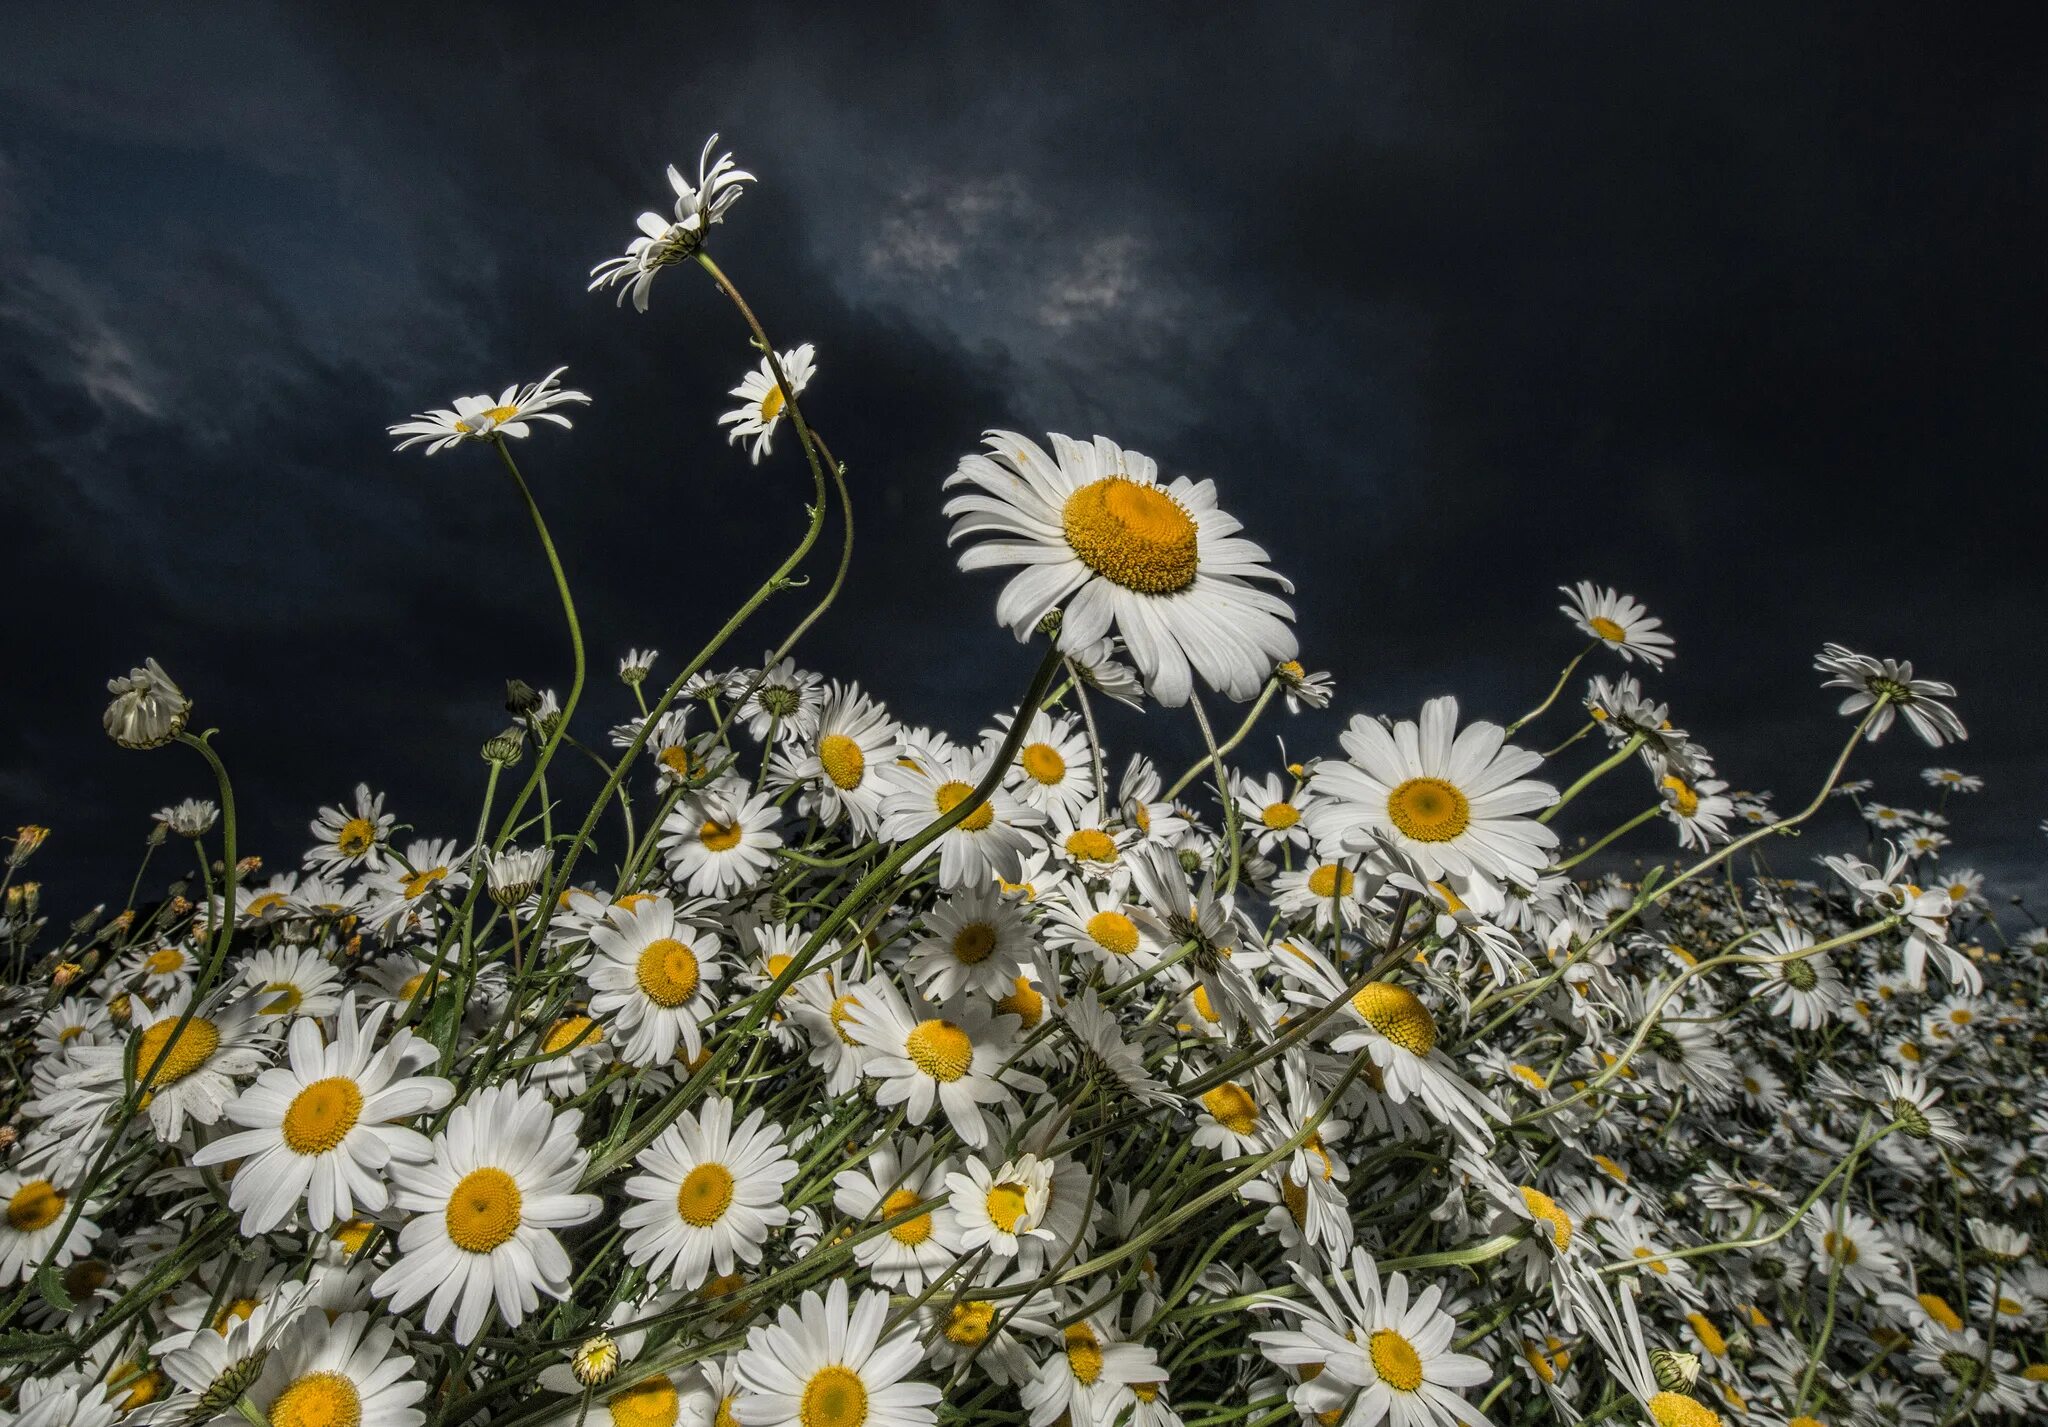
[
  {"left": 1649, "top": 1349, "right": 1700, "bottom": 1391},
  {"left": 571, "top": 1334, "right": 619, "bottom": 1387},
  {"left": 52, "top": 962, "right": 83, "bottom": 990},
  {"left": 8, "top": 825, "right": 49, "bottom": 867},
  {"left": 235, "top": 856, "right": 263, "bottom": 877},
  {"left": 483, "top": 727, "right": 526, "bottom": 766},
  {"left": 505, "top": 679, "right": 541, "bottom": 716}
]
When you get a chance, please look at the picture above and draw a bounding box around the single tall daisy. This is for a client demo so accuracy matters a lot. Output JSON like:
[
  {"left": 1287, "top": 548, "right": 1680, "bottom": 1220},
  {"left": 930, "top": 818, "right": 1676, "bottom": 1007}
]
[
  {"left": 719, "top": 343, "right": 817, "bottom": 464},
  {"left": 1559, "top": 583, "right": 1676, "bottom": 667}
]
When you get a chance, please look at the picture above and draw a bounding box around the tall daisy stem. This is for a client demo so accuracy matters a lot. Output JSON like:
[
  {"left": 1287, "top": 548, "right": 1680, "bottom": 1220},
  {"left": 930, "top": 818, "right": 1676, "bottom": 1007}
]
[
  {"left": 1538, "top": 732, "right": 1647, "bottom": 824},
  {"left": 1164, "top": 677, "right": 1280, "bottom": 801},
  {"left": 1505, "top": 641, "right": 1593, "bottom": 736}
]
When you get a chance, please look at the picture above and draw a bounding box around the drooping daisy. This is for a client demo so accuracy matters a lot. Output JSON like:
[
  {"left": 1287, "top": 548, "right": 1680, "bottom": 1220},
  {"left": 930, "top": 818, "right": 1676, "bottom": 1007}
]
[
  {"left": 1658, "top": 772, "right": 1735, "bottom": 851},
  {"left": 388, "top": 367, "right": 591, "bottom": 455},
  {"left": 241, "top": 1309, "right": 427, "bottom": 1427},
  {"left": 582, "top": 897, "right": 725, "bottom": 1066},
  {"left": 908, "top": 884, "right": 1038, "bottom": 1000},
  {"left": 1559, "top": 582, "right": 1676, "bottom": 667},
  {"left": 878, "top": 747, "right": 1046, "bottom": 891},
  {"left": 943, "top": 430, "right": 1297, "bottom": 706},
  {"left": 590, "top": 137, "right": 756, "bottom": 311},
  {"left": 305, "top": 784, "right": 395, "bottom": 874},
  {"left": 372, "top": 1083, "right": 602, "bottom": 1343},
  {"left": 62, "top": 991, "right": 270, "bottom": 1142},
  {"left": 192, "top": 994, "right": 452, "bottom": 1234},
  {"left": 0, "top": 1167, "right": 97, "bottom": 1284},
  {"left": 832, "top": 1134, "right": 961, "bottom": 1292},
  {"left": 660, "top": 779, "right": 784, "bottom": 898},
  {"left": 1815, "top": 643, "right": 1967, "bottom": 746},
  {"left": 621, "top": 1096, "right": 797, "bottom": 1291},
  {"left": 729, "top": 657, "right": 826, "bottom": 746},
  {"left": 1252, "top": 1248, "right": 1496, "bottom": 1427},
  {"left": 731, "top": 1278, "right": 941, "bottom": 1427},
  {"left": 1306, "top": 697, "right": 1559, "bottom": 887},
  {"left": 843, "top": 980, "right": 1037, "bottom": 1149},
  {"left": 102, "top": 658, "right": 190, "bottom": 750},
  {"left": 719, "top": 343, "right": 817, "bottom": 464}
]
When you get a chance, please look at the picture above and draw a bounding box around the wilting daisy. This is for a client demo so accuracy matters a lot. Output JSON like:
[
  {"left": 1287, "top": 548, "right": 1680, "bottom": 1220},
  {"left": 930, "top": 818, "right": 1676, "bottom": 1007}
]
[
  {"left": 832, "top": 1134, "right": 961, "bottom": 1292},
  {"left": 102, "top": 657, "right": 189, "bottom": 750},
  {"left": 192, "top": 995, "right": 452, "bottom": 1234},
  {"left": 1306, "top": 696, "right": 1558, "bottom": 887},
  {"left": 387, "top": 368, "right": 591, "bottom": 455},
  {"left": 1559, "top": 582, "right": 1676, "bottom": 667},
  {"left": 1815, "top": 642, "right": 1966, "bottom": 746},
  {"left": 1253, "top": 1249, "right": 1496, "bottom": 1427},
  {"left": 582, "top": 897, "right": 725, "bottom": 1066},
  {"left": 843, "top": 980, "right": 1035, "bottom": 1149},
  {"left": 731, "top": 1278, "right": 940, "bottom": 1427},
  {"left": 306, "top": 784, "right": 395, "bottom": 874},
  {"left": 660, "top": 779, "right": 784, "bottom": 898},
  {"left": 372, "top": 1083, "right": 602, "bottom": 1343},
  {"left": 621, "top": 1096, "right": 797, "bottom": 1291},
  {"left": 720, "top": 342, "right": 816, "bottom": 464},
  {"left": 590, "top": 136, "right": 756, "bottom": 311},
  {"left": 241, "top": 1309, "right": 426, "bottom": 1427},
  {"left": 944, "top": 430, "right": 1296, "bottom": 706}
]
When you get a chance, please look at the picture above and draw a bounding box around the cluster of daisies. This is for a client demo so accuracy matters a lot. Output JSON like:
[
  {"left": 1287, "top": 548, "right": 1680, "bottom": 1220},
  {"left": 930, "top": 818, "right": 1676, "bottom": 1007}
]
[{"left": 2, "top": 137, "right": 2042, "bottom": 1427}]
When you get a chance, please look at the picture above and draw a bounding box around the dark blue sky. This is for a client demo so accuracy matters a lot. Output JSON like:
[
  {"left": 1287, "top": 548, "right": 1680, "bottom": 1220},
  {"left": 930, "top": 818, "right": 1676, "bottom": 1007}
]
[{"left": 4, "top": 2, "right": 2044, "bottom": 911}]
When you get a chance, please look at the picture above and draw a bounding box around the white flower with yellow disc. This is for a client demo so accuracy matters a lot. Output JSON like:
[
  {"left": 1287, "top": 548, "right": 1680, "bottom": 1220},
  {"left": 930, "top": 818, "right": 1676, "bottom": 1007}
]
[
  {"left": 583, "top": 897, "right": 725, "bottom": 1067},
  {"left": 61, "top": 990, "right": 270, "bottom": 1142},
  {"left": 842, "top": 980, "right": 1038, "bottom": 1150},
  {"left": 621, "top": 1096, "right": 797, "bottom": 1292},
  {"left": 731, "top": 1278, "right": 940, "bottom": 1427},
  {"left": 832, "top": 1133, "right": 962, "bottom": 1292}
]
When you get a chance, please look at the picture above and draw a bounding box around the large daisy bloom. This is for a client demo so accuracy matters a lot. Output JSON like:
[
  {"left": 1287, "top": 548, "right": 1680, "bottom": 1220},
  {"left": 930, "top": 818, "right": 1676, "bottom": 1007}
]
[
  {"left": 0, "top": 1167, "right": 97, "bottom": 1284},
  {"left": 582, "top": 897, "right": 725, "bottom": 1066},
  {"left": 242, "top": 1309, "right": 427, "bottom": 1427},
  {"left": 193, "top": 994, "right": 452, "bottom": 1234},
  {"left": 372, "top": 1083, "right": 602, "bottom": 1343},
  {"left": 1306, "top": 696, "right": 1558, "bottom": 887},
  {"left": 943, "top": 431, "right": 1296, "bottom": 706},
  {"left": 621, "top": 1096, "right": 797, "bottom": 1291},
  {"left": 731, "top": 1278, "right": 941, "bottom": 1427},
  {"left": 387, "top": 367, "right": 590, "bottom": 455},
  {"left": 1558, "top": 582, "right": 1675, "bottom": 667},
  {"left": 1252, "top": 1248, "right": 1496, "bottom": 1427}
]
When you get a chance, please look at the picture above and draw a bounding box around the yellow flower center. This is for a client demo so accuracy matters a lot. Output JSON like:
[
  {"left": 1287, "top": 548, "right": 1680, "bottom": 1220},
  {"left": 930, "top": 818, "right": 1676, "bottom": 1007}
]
[
  {"left": 1588, "top": 614, "right": 1628, "bottom": 643},
  {"left": 1647, "top": 1393, "right": 1721, "bottom": 1427},
  {"left": 945, "top": 1301, "right": 995, "bottom": 1345},
  {"left": 333, "top": 1220, "right": 374, "bottom": 1255},
  {"left": 1687, "top": 1312, "right": 1727, "bottom": 1357},
  {"left": 905, "top": 1019, "right": 975, "bottom": 1081},
  {"left": 335, "top": 818, "right": 375, "bottom": 857},
  {"left": 607, "top": 1377, "right": 680, "bottom": 1427},
  {"left": 1190, "top": 983, "right": 1221, "bottom": 1024},
  {"left": 1661, "top": 775, "right": 1700, "bottom": 818},
  {"left": 951, "top": 923, "right": 998, "bottom": 965},
  {"left": 934, "top": 781, "right": 996, "bottom": 832},
  {"left": 1821, "top": 1231, "right": 1859, "bottom": 1265},
  {"left": 1918, "top": 1293, "right": 1963, "bottom": 1331},
  {"left": 698, "top": 820, "right": 743, "bottom": 853},
  {"left": 1064, "top": 1323, "right": 1106, "bottom": 1385},
  {"left": 1257, "top": 803, "right": 1299, "bottom": 833},
  {"left": 1368, "top": 1328, "right": 1424, "bottom": 1392},
  {"left": 984, "top": 1182, "right": 1031, "bottom": 1233},
  {"left": 636, "top": 937, "right": 702, "bottom": 1007},
  {"left": 715, "top": 1397, "right": 741, "bottom": 1427},
  {"left": 260, "top": 981, "right": 303, "bottom": 1016},
  {"left": 1086, "top": 910, "right": 1141, "bottom": 956},
  {"left": 758, "top": 385, "right": 786, "bottom": 424},
  {"left": 1521, "top": 1186, "right": 1573, "bottom": 1251},
  {"left": 1065, "top": 829, "right": 1118, "bottom": 862},
  {"left": 828, "top": 993, "right": 863, "bottom": 1045},
  {"left": 999, "top": 976, "right": 1044, "bottom": 1028},
  {"left": 818, "top": 734, "right": 866, "bottom": 790},
  {"left": 1280, "top": 1174, "right": 1308, "bottom": 1228},
  {"left": 676, "top": 1163, "right": 736, "bottom": 1227},
  {"left": 1386, "top": 777, "right": 1471, "bottom": 843},
  {"left": 444, "top": 1167, "right": 523, "bottom": 1253},
  {"left": 882, "top": 1187, "right": 933, "bottom": 1245},
  {"left": 1306, "top": 863, "right": 1353, "bottom": 899},
  {"left": 1510, "top": 1062, "right": 1549, "bottom": 1089},
  {"left": 145, "top": 948, "right": 187, "bottom": 976},
  {"left": 1021, "top": 743, "right": 1068, "bottom": 785},
  {"left": 1061, "top": 477, "right": 1200, "bottom": 594},
  {"left": 1350, "top": 982, "right": 1438, "bottom": 1055},
  {"left": 245, "top": 892, "right": 287, "bottom": 917},
  {"left": 5, "top": 1180, "right": 63, "bottom": 1233},
  {"left": 268, "top": 1370, "right": 362, "bottom": 1427},
  {"left": 402, "top": 867, "right": 448, "bottom": 900},
  {"left": 134, "top": 1016, "right": 220, "bottom": 1087},
  {"left": 543, "top": 1016, "right": 602, "bottom": 1054},
  {"left": 281, "top": 1077, "right": 364, "bottom": 1155},
  {"left": 1787, "top": 1418, "right": 1826, "bottom": 1427},
  {"left": 799, "top": 1365, "right": 867, "bottom": 1427},
  {"left": 1201, "top": 1082, "right": 1259, "bottom": 1136}
]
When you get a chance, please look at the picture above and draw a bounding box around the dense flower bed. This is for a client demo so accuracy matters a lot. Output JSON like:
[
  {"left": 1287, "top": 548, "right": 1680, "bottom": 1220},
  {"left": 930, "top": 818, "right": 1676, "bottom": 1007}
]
[{"left": 1, "top": 137, "right": 2040, "bottom": 1427}]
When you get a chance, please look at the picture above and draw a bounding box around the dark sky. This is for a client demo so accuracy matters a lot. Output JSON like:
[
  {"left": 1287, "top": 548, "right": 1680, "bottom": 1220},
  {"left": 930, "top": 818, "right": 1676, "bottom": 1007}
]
[{"left": 4, "top": 2, "right": 2045, "bottom": 914}]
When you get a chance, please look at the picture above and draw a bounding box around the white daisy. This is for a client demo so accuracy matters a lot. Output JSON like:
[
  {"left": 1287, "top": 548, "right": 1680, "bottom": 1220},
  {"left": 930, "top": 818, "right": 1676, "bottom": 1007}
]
[
  {"left": 769, "top": 680, "right": 899, "bottom": 834},
  {"left": 719, "top": 343, "right": 816, "bottom": 464},
  {"left": 192, "top": 994, "right": 452, "bottom": 1234},
  {"left": 908, "top": 884, "right": 1038, "bottom": 1001},
  {"left": 947, "top": 1152, "right": 1055, "bottom": 1263},
  {"left": 387, "top": 367, "right": 591, "bottom": 455},
  {"left": 237, "top": 944, "right": 345, "bottom": 1021},
  {"left": 730, "top": 1278, "right": 940, "bottom": 1427},
  {"left": 832, "top": 1134, "right": 961, "bottom": 1292},
  {"left": 943, "top": 430, "right": 1297, "bottom": 706},
  {"left": 371, "top": 1083, "right": 602, "bottom": 1343},
  {"left": 102, "top": 658, "right": 189, "bottom": 750},
  {"left": 878, "top": 747, "right": 1045, "bottom": 891},
  {"left": 621, "top": 1096, "right": 797, "bottom": 1291},
  {"left": 241, "top": 1309, "right": 426, "bottom": 1427},
  {"left": 589, "top": 137, "right": 756, "bottom": 311},
  {"left": 0, "top": 1168, "right": 97, "bottom": 1284},
  {"left": 1558, "top": 582, "right": 1676, "bottom": 667},
  {"left": 843, "top": 980, "right": 1036, "bottom": 1149},
  {"left": 582, "top": 897, "right": 725, "bottom": 1067},
  {"left": 62, "top": 991, "right": 271, "bottom": 1142},
  {"left": 995, "top": 710, "right": 1100, "bottom": 819},
  {"left": 660, "top": 778, "right": 784, "bottom": 898},
  {"left": 305, "top": 784, "right": 395, "bottom": 874},
  {"left": 1233, "top": 769, "right": 1313, "bottom": 855},
  {"left": 1815, "top": 643, "right": 1966, "bottom": 746}
]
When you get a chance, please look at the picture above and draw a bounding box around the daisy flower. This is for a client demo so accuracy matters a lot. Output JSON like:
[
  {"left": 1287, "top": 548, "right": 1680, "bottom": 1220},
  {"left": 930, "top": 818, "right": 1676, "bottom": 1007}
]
[
  {"left": 102, "top": 658, "right": 189, "bottom": 750},
  {"left": 1041, "top": 878, "right": 1175, "bottom": 979},
  {"left": 1233, "top": 769, "right": 1312, "bottom": 855},
  {"left": 63, "top": 991, "right": 270, "bottom": 1142},
  {"left": 1658, "top": 772, "right": 1735, "bottom": 851},
  {"left": 943, "top": 430, "right": 1296, "bottom": 706},
  {"left": 946, "top": 1152, "right": 1055, "bottom": 1264},
  {"left": 1815, "top": 643, "right": 1966, "bottom": 746},
  {"left": 192, "top": 994, "right": 452, "bottom": 1234},
  {"left": 843, "top": 980, "right": 1036, "bottom": 1149},
  {"left": 387, "top": 367, "right": 590, "bottom": 455},
  {"left": 719, "top": 343, "right": 817, "bottom": 464},
  {"left": 923, "top": 1271, "right": 1061, "bottom": 1386},
  {"left": 1306, "top": 697, "right": 1559, "bottom": 887},
  {"left": 730, "top": 657, "right": 825, "bottom": 745},
  {"left": 1802, "top": 1205, "right": 1901, "bottom": 1297},
  {"left": 1252, "top": 1248, "right": 1496, "bottom": 1427},
  {"left": 1740, "top": 924, "right": 1846, "bottom": 1030},
  {"left": 305, "top": 784, "right": 395, "bottom": 874},
  {"left": 1019, "top": 1284, "right": 1164, "bottom": 1427},
  {"left": 590, "top": 136, "right": 756, "bottom": 311},
  {"left": 241, "top": 1309, "right": 426, "bottom": 1427},
  {"left": 237, "top": 944, "right": 345, "bottom": 1021},
  {"left": 1559, "top": 582, "right": 1676, "bottom": 667},
  {"left": 878, "top": 747, "right": 1045, "bottom": 891},
  {"left": 995, "top": 710, "right": 1099, "bottom": 819},
  {"left": 832, "top": 1134, "right": 961, "bottom": 1292},
  {"left": 0, "top": 1168, "right": 97, "bottom": 1284},
  {"left": 660, "top": 779, "right": 784, "bottom": 898},
  {"left": 621, "top": 1096, "right": 797, "bottom": 1291},
  {"left": 769, "top": 680, "right": 899, "bottom": 834},
  {"left": 908, "top": 884, "right": 1038, "bottom": 1001},
  {"left": 1276, "top": 659, "right": 1335, "bottom": 712},
  {"left": 582, "top": 897, "right": 725, "bottom": 1067},
  {"left": 372, "top": 1083, "right": 602, "bottom": 1343},
  {"left": 730, "top": 1278, "right": 940, "bottom": 1427},
  {"left": 1922, "top": 767, "right": 1983, "bottom": 792}
]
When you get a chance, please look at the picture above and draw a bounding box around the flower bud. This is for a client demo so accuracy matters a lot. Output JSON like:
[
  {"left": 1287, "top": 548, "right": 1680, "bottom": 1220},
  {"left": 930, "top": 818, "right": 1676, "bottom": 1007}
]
[{"left": 103, "top": 659, "right": 190, "bottom": 750}]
